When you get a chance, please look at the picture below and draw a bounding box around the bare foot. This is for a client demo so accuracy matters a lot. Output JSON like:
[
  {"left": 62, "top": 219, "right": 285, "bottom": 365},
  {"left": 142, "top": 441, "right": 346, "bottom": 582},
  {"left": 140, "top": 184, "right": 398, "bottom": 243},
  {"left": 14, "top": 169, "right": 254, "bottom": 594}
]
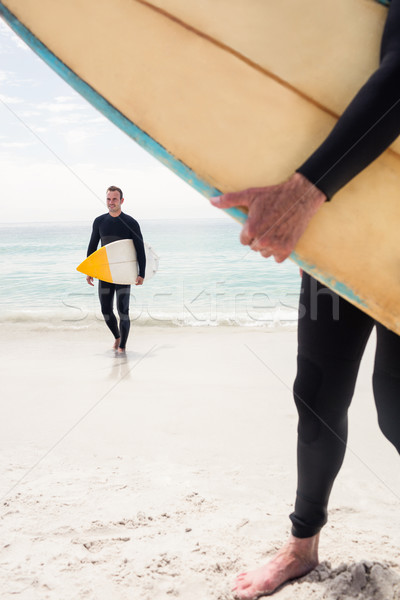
[
  {"left": 117, "top": 347, "right": 126, "bottom": 354},
  {"left": 232, "top": 533, "right": 319, "bottom": 599},
  {"left": 113, "top": 338, "right": 121, "bottom": 350}
]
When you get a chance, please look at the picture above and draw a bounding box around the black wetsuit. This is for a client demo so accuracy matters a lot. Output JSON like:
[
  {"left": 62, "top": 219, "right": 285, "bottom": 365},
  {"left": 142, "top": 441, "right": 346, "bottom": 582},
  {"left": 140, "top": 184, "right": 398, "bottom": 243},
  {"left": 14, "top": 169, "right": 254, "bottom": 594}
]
[
  {"left": 288, "top": 0, "right": 400, "bottom": 538},
  {"left": 87, "top": 212, "right": 146, "bottom": 350}
]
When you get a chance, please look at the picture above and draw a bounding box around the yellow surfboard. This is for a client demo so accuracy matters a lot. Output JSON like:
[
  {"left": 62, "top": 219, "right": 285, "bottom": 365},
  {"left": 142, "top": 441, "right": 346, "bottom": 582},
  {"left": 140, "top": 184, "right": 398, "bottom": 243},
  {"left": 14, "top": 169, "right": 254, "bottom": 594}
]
[{"left": 1, "top": 0, "right": 399, "bottom": 332}]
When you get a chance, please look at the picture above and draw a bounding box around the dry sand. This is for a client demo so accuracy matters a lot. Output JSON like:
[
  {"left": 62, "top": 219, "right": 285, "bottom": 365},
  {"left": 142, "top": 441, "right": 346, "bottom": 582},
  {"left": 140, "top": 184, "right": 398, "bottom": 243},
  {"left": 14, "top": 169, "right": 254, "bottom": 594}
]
[{"left": 1, "top": 323, "right": 399, "bottom": 599}]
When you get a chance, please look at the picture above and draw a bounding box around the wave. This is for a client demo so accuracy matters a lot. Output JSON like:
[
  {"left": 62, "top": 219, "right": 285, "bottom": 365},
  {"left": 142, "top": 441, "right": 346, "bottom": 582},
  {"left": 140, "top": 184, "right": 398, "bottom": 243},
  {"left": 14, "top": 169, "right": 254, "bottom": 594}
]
[{"left": 0, "top": 306, "right": 299, "bottom": 330}]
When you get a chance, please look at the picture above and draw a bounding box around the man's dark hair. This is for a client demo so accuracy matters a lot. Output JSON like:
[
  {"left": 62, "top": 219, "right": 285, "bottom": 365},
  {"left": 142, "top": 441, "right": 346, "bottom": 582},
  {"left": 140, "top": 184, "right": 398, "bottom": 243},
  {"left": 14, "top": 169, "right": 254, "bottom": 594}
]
[{"left": 107, "top": 185, "right": 123, "bottom": 200}]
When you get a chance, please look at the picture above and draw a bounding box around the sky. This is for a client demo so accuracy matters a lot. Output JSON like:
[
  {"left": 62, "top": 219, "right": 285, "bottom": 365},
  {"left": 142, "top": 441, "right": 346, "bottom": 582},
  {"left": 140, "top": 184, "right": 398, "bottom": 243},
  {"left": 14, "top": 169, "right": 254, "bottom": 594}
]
[{"left": 0, "top": 19, "right": 224, "bottom": 224}]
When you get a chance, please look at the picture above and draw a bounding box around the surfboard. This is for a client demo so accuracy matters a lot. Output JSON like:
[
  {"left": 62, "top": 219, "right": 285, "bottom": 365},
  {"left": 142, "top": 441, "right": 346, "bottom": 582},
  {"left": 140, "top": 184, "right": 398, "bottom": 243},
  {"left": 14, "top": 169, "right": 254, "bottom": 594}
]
[
  {"left": 76, "top": 240, "right": 159, "bottom": 284},
  {"left": 1, "top": 0, "right": 400, "bottom": 333}
]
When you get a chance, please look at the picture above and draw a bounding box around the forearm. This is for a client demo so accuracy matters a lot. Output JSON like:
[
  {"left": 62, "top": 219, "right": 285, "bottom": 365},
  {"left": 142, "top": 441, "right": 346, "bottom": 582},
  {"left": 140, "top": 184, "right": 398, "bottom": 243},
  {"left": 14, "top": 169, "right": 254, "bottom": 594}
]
[
  {"left": 132, "top": 226, "right": 146, "bottom": 278},
  {"left": 135, "top": 241, "right": 146, "bottom": 278},
  {"left": 87, "top": 223, "right": 100, "bottom": 256}
]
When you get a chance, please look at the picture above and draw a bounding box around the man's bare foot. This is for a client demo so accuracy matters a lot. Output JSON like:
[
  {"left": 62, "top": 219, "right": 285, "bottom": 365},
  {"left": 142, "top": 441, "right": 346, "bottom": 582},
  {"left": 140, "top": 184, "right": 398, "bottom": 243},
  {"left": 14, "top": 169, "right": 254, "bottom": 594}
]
[
  {"left": 117, "top": 347, "right": 126, "bottom": 354},
  {"left": 232, "top": 533, "right": 319, "bottom": 599},
  {"left": 113, "top": 338, "right": 121, "bottom": 350}
]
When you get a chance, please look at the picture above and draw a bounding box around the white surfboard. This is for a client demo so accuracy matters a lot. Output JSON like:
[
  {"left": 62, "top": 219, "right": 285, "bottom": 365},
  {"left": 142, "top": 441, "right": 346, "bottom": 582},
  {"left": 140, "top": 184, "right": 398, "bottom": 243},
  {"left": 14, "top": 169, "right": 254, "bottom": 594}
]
[{"left": 76, "top": 239, "right": 159, "bottom": 284}]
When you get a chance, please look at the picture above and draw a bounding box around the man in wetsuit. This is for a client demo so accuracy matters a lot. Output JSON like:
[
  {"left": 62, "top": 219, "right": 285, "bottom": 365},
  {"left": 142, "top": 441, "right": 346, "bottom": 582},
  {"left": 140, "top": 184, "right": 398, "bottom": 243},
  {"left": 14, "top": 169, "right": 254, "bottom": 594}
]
[
  {"left": 211, "top": 0, "right": 400, "bottom": 597},
  {"left": 86, "top": 186, "right": 146, "bottom": 354}
]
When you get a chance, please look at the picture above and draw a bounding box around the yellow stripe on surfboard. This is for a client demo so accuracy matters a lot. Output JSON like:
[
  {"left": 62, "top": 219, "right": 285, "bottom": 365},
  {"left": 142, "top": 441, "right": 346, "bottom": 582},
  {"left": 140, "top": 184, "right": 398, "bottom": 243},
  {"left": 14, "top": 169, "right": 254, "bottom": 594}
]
[{"left": 77, "top": 246, "right": 113, "bottom": 283}]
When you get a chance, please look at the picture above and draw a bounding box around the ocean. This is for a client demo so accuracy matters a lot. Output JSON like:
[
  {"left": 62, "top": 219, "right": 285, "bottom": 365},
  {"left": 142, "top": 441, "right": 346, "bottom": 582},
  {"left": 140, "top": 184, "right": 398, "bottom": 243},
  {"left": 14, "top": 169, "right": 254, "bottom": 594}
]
[{"left": 0, "top": 218, "right": 301, "bottom": 329}]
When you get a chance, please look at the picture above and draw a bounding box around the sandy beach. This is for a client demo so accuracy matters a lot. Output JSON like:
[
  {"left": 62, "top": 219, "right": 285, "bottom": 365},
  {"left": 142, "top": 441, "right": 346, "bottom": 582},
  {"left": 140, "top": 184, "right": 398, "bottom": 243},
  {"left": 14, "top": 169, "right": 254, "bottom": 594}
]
[{"left": 1, "top": 323, "right": 399, "bottom": 599}]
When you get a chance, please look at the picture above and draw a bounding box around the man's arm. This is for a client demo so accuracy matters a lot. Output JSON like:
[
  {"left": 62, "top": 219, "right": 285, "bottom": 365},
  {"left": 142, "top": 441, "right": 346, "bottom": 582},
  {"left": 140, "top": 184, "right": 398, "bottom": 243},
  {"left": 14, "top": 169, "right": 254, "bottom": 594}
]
[
  {"left": 87, "top": 218, "right": 100, "bottom": 256},
  {"left": 297, "top": 0, "right": 400, "bottom": 199},
  {"left": 211, "top": 0, "right": 400, "bottom": 261},
  {"left": 130, "top": 220, "right": 146, "bottom": 283},
  {"left": 86, "top": 218, "right": 100, "bottom": 286}
]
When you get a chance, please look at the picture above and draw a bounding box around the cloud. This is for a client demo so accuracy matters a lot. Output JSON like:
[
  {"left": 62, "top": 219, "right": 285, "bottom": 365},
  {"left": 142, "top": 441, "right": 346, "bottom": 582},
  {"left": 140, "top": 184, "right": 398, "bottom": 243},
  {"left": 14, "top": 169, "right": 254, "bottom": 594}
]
[
  {"left": 30, "top": 126, "right": 47, "bottom": 133},
  {"left": 0, "top": 20, "right": 29, "bottom": 52},
  {"left": 1, "top": 158, "right": 221, "bottom": 223},
  {"left": 0, "top": 93, "right": 24, "bottom": 104},
  {"left": 33, "top": 96, "right": 102, "bottom": 131},
  {"left": 37, "top": 100, "right": 89, "bottom": 113},
  {"left": 55, "top": 95, "right": 83, "bottom": 103},
  {"left": 46, "top": 114, "right": 94, "bottom": 126},
  {"left": 64, "top": 128, "right": 95, "bottom": 146},
  {"left": 0, "top": 140, "right": 35, "bottom": 148},
  {"left": 0, "top": 68, "right": 35, "bottom": 88},
  {"left": 18, "top": 110, "right": 42, "bottom": 118}
]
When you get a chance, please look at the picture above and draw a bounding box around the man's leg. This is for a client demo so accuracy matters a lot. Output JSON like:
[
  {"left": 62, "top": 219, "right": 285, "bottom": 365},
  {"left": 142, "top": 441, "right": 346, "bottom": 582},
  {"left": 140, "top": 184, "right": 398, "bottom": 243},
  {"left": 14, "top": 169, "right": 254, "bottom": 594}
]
[
  {"left": 98, "top": 280, "right": 120, "bottom": 346},
  {"left": 116, "top": 285, "right": 131, "bottom": 351},
  {"left": 291, "top": 274, "right": 374, "bottom": 537},
  {"left": 233, "top": 273, "right": 374, "bottom": 599},
  {"left": 373, "top": 323, "right": 400, "bottom": 454}
]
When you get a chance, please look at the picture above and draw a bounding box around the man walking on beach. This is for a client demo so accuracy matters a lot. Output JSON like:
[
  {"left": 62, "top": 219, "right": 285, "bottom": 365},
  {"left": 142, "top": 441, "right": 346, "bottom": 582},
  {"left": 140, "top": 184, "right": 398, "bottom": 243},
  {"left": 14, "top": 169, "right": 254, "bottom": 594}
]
[
  {"left": 211, "top": 0, "right": 400, "bottom": 598},
  {"left": 86, "top": 186, "right": 146, "bottom": 353}
]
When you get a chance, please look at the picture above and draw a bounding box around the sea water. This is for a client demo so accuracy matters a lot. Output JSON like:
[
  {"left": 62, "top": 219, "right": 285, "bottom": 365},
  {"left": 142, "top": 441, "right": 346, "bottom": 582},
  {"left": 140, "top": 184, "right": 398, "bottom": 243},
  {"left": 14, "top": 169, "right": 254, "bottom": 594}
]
[{"left": 0, "top": 219, "right": 301, "bottom": 329}]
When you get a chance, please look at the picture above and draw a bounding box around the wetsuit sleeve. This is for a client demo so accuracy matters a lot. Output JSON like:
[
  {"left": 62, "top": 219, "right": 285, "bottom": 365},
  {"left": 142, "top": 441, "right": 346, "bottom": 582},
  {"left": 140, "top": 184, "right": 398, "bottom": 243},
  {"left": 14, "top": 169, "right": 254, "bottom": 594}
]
[
  {"left": 87, "top": 218, "right": 100, "bottom": 256},
  {"left": 131, "top": 221, "right": 146, "bottom": 278},
  {"left": 297, "top": 0, "right": 400, "bottom": 199}
]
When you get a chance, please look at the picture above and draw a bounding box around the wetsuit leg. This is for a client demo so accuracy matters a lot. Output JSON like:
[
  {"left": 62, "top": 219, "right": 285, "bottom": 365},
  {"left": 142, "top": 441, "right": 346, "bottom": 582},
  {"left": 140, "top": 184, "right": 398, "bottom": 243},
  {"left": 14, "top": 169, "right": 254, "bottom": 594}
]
[
  {"left": 373, "top": 323, "right": 400, "bottom": 453},
  {"left": 98, "top": 280, "right": 120, "bottom": 340},
  {"left": 290, "top": 272, "right": 374, "bottom": 538},
  {"left": 115, "top": 285, "right": 131, "bottom": 349}
]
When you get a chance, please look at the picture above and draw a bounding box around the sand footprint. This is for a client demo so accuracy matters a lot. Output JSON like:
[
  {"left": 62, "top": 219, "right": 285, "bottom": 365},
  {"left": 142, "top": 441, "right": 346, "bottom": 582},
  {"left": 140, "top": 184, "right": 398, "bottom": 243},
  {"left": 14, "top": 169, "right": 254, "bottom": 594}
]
[{"left": 72, "top": 537, "right": 130, "bottom": 553}]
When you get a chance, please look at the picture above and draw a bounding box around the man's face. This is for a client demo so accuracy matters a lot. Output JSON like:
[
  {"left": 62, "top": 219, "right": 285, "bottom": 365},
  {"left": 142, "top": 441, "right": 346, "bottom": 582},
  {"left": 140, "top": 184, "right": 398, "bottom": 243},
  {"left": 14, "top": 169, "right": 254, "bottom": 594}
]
[{"left": 106, "top": 190, "right": 123, "bottom": 214}]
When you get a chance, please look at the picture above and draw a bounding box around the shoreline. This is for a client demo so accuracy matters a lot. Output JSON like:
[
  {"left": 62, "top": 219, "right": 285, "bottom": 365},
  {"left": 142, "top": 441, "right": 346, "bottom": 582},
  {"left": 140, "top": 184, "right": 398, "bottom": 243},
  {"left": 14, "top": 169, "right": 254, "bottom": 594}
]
[
  {"left": 1, "top": 325, "right": 399, "bottom": 599},
  {"left": 0, "top": 306, "right": 300, "bottom": 331}
]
